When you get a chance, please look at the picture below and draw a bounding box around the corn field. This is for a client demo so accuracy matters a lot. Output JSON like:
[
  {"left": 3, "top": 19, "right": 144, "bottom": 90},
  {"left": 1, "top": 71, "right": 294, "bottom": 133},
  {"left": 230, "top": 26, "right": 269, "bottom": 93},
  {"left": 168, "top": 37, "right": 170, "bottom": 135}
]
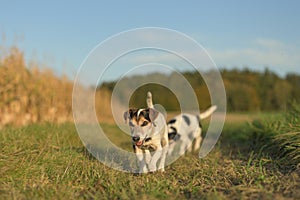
[
  {"left": 0, "top": 47, "right": 116, "bottom": 128},
  {"left": 0, "top": 47, "right": 75, "bottom": 127}
]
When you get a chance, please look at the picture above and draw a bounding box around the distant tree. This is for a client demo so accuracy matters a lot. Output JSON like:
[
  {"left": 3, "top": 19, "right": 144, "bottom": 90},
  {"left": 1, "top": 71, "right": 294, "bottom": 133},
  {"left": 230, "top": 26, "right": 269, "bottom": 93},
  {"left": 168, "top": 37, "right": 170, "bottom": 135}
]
[
  {"left": 257, "top": 69, "right": 281, "bottom": 110},
  {"left": 272, "top": 80, "right": 292, "bottom": 111},
  {"left": 286, "top": 74, "right": 300, "bottom": 102},
  {"left": 226, "top": 82, "right": 260, "bottom": 112}
]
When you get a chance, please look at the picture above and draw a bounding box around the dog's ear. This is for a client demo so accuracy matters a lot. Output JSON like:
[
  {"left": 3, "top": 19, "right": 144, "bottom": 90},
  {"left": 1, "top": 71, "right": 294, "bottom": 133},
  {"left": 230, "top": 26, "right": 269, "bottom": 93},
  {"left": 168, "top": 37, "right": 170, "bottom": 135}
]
[
  {"left": 124, "top": 109, "right": 135, "bottom": 123},
  {"left": 123, "top": 111, "right": 129, "bottom": 123},
  {"left": 168, "top": 132, "right": 176, "bottom": 140},
  {"left": 169, "top": 133, "right": 180, "bottom": 141},
  {"left": 149, "top": 108, "right": 159, "bottom": 122},
  {"left": 168, "top": 126, "right": 179, "bottom": 140}
]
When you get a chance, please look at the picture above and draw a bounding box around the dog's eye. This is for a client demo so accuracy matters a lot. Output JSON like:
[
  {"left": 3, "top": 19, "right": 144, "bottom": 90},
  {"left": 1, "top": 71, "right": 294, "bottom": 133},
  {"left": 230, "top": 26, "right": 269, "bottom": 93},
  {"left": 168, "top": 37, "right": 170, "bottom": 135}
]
[{"left": 141, "top": 121, "right": 149, "bottom": 127}]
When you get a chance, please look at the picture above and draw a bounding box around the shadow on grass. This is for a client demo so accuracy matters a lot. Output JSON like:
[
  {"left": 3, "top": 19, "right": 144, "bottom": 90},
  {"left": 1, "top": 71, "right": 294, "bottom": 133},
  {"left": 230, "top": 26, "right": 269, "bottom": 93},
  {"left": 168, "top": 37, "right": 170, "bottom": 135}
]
[{"left": 79, "top": 143, "right": 140, "bottom": 173}]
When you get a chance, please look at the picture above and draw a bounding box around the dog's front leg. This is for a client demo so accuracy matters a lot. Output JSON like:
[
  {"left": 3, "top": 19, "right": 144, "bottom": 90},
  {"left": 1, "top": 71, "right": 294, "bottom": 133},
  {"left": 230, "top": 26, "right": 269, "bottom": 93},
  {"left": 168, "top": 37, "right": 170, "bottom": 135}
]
[
  {"left": 144, "top": 150, "right": 151, "bottom": 167},
  {"left": 158, "top": 145, "right": 168, "bottom": 172},
  {"left": 168, "top": 142, "right": 176, "bottom": 156},
  {"left": 135, "top": 148, "right": 147, "bottom": 173},
  {"left": 179, "top": 140, "right": 188, "bottom": 155},
  {"left": 148, "top": 147, "right": 162, "bottom": 172}
]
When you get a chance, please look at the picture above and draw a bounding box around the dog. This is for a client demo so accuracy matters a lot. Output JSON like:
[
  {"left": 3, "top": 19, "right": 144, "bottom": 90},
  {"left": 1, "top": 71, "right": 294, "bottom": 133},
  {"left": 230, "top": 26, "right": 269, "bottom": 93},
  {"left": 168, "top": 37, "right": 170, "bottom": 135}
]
[
  {"left": 123, "top": 92, "right": 168, "bottom": 173},
  {"left": 145, "top": 92, "right": 217, "bottom": 156},
  {"left": 167, "top": 105, "right": 217, "bottom": 155}
]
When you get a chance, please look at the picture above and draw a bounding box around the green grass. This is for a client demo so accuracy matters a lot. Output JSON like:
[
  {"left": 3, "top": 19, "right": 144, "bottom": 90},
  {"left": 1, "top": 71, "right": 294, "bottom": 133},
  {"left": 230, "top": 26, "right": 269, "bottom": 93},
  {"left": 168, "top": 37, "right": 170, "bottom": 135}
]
[
  {"left": 1, "top": 118, "right": 299, "bottom": 199},
  {"left": 249, "top": 103, "right": 300, "bottom": 172}
]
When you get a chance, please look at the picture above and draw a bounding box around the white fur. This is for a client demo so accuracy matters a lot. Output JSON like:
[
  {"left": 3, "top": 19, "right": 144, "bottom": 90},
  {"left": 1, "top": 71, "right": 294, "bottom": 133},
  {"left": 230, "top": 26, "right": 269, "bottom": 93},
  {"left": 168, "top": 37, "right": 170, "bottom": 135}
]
[
  {"left": 167, "top": 106, "right": 217, "bottom": 156},
  {"left": 125, "top": 92, "right": 168, "bottom": 174}
]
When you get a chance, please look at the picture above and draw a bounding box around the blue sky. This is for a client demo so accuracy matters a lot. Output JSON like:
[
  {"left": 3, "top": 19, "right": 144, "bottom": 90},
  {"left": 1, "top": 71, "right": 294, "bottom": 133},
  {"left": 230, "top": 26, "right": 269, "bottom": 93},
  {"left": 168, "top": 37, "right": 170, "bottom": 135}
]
[{"left": 1, "top": 1, "right": 300, "bottom": 83}]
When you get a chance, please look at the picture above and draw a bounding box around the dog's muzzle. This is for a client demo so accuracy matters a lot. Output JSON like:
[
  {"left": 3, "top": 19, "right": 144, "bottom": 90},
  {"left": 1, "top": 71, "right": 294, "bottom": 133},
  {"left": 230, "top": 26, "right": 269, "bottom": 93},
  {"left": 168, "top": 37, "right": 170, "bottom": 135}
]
[
  {"left": 132, "top": 136, "right": 140, "bottom": 142},
  {"left": 133, "top": 135, "right": 151, "bottom": 147},
  {"left": 132, "top": 136, "right": 143, "bottom": 146}
]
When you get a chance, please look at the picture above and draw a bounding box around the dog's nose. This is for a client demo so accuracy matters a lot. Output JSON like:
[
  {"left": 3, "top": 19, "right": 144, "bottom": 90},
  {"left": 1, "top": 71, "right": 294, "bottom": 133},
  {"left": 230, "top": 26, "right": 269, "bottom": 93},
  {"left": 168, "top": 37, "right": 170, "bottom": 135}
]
[{"left": 132, "top": 136, "right": 140, "bottom": 142}]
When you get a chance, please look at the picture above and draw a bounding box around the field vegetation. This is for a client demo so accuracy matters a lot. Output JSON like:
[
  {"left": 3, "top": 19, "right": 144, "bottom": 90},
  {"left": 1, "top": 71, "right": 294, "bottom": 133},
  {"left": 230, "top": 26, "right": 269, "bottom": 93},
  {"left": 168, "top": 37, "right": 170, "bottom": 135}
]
[
  {"left": 1, "top": 111, "right": 300, "bottom": 199},
  {"left": 1, "top": 46, "right": 299, "bottom": 199}
]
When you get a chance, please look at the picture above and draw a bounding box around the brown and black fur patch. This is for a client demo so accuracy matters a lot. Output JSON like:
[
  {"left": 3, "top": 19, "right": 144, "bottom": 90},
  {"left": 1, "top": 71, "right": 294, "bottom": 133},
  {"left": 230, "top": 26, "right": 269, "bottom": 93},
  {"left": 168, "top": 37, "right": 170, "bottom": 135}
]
[
  {"left": 168, "top": 127, "right": 181, "bottom": 141},
  {"left": 140, "top": 143, "right": 157, "bottom": 152},
  {"left": 126, "top": 108, "right": 151, "bottom": 127},
  {"left": 124, "top": 108, "right": 159, "bottom": 127}
]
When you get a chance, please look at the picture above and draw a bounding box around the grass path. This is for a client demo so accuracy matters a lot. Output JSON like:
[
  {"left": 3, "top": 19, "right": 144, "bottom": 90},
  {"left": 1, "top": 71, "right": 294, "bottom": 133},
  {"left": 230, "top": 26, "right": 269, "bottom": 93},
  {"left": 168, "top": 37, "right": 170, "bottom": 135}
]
[{"left": 1, "top": 120, "right": 299, "bottom": 199}]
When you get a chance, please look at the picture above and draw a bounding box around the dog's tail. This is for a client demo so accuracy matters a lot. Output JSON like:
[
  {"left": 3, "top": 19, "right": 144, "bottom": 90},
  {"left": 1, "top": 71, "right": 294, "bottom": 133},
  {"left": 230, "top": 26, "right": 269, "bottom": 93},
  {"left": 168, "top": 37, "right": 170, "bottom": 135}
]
[
  {"left": 199, "top": 105, "right": 217, "bottom": 120},
  {"left": 146, "top": 91, "right": 154, "bottom": 108}
]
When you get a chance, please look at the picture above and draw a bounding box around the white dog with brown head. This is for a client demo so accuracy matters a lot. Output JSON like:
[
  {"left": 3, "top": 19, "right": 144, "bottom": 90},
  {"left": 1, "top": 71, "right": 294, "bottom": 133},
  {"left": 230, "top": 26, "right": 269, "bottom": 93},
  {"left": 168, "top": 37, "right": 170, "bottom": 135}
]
[{"left": 123, "top": 92, "right": 168, "bottom": 173}]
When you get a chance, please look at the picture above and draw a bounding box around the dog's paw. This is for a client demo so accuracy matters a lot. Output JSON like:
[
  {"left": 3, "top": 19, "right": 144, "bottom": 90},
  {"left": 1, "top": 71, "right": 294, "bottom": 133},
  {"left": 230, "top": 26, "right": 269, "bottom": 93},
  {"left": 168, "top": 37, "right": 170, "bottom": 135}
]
[
  {"left": 148, "top": 165, "right": 157, "bottom": 173},
  {"left": 148, "top": 169, "right": 165, "bottom": 175},
  {"left": 159, "top": 168, "right": 165, "bottom": 173},
  {"left": 133, "top": 172, "right": 144, "bottom": 176},
  {"left": 133, "top": 170, "right": 147, "bottom": 176}
]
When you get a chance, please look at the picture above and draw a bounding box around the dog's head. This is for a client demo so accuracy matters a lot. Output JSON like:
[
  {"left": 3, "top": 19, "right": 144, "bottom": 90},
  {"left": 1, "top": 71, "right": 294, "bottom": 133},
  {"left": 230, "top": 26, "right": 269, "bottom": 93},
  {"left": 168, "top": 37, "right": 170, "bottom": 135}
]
[{"left": 123, "top": 108, "right": 159, "bottom": 147}]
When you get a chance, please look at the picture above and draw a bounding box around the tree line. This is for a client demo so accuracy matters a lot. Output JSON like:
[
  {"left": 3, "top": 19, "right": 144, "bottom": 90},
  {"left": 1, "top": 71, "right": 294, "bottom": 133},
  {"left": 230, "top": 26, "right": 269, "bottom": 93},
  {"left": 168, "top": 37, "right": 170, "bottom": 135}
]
[{"left": 99, "top": 68, "right": 300, "bottom": 112}]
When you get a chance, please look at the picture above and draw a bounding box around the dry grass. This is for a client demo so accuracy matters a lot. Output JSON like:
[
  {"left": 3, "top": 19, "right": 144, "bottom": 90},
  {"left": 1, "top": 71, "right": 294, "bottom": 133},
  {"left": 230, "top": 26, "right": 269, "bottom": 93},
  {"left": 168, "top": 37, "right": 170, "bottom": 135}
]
[
  {"left": 0, "top": 47, "right": 73, "bottom": 127},
  {"left": 0, "top": 47, "right": 113, "bottom": 127},
  {"left": 1, "top": 122, "right": 299, "bottom": 200}
]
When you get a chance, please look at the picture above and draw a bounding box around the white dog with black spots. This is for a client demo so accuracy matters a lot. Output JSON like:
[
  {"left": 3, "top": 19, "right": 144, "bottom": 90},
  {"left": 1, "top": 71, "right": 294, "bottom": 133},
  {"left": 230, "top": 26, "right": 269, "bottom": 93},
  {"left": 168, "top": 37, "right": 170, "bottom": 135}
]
[{"left": 146, "top": 92, "right": 217, "bottom": 156}]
